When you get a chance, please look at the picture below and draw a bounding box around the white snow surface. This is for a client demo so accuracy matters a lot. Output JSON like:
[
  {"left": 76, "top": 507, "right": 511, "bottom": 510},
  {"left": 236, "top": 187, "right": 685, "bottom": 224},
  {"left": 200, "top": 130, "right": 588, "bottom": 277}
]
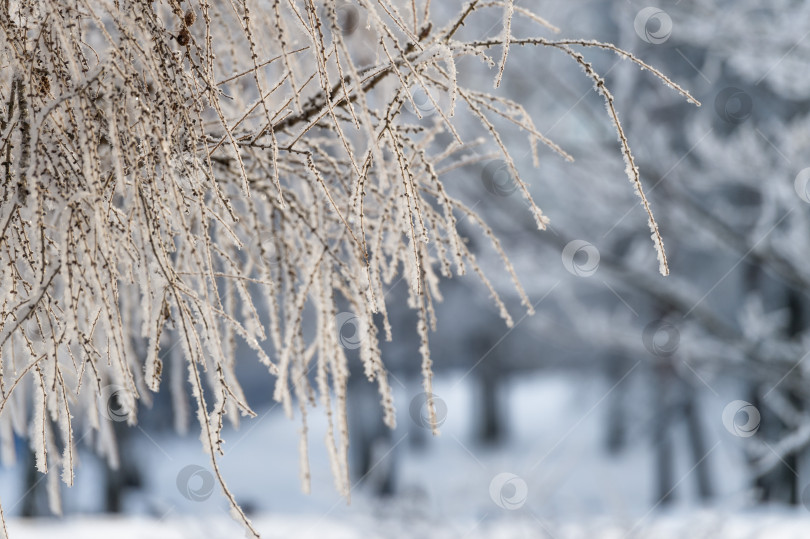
[{"left": 2, "top": 373, "right": 808, "bottom": 538}]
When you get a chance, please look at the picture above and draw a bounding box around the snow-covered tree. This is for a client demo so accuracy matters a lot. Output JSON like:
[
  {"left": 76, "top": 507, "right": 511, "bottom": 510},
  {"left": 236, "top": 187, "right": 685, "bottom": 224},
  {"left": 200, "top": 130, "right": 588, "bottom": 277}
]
[
  {"left": 0, "top": 1, "right": 697, "bottom": 535},
  {"left": 460, "top": 0, "right": 810, "bottom": 507}
]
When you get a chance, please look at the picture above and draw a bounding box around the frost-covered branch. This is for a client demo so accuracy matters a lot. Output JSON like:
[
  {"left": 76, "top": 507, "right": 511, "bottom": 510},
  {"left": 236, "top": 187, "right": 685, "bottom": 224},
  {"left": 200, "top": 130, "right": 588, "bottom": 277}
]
[{"left": 0, "top": 0, "right": 696, "bottom": 534}]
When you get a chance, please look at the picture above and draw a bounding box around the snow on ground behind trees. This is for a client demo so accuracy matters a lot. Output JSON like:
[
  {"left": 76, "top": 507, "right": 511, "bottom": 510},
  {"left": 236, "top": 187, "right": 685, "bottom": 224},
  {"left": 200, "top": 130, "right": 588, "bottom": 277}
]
[{"left": 3, "top": 372, "right": 808, "bottom": 537}]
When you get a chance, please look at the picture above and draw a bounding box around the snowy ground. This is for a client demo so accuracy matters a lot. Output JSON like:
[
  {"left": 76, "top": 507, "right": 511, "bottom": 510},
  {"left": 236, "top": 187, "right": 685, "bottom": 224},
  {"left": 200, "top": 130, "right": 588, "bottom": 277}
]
[
  {"left": 2, "top": 373, "right": 808, "bottom": 538},
  {"left": 7, "top": 510, "right": 810, "bottom": 539}
]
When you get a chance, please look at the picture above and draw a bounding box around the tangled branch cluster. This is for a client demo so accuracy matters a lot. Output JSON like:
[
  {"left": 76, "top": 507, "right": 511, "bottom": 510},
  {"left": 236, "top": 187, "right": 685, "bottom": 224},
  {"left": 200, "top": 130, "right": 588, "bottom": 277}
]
[{"left": 0, "top": 0, "right": 697, "bottom": 535}]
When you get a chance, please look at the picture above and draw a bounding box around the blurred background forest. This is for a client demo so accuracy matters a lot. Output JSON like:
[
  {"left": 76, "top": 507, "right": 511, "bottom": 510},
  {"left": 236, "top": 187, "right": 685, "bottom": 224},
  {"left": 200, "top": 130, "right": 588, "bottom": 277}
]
[{"left": 3, "top": 0, "right": 810, "bottom": 537}]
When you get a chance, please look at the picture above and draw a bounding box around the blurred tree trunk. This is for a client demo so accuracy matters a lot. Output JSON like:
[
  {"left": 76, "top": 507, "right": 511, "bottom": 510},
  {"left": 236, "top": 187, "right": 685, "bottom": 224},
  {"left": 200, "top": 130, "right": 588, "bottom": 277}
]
[
  {"left": 748, "top": 268, "right": 803, "bottom": 504},
  {"left": 653, "top": 364, "right": 675, "bottom": 505},
  {"left": 408, "top": 375, "right": 428, "bottom": 450},
  {"left": 783, "top": 289, "right": 806, "bottom": 505},
  {"left": 21, "top": 444, "right": 46, "bottom": 517},
  {"left": 347, "top": 356, "right": 396, "bottom": 497},
  {"left": 476, "top": 358, "right": 503, "bottom": 444},
  {"left": 104, "top": 419, "right": 142, "bottom": 513},
  {"left": 604, "top": 354, "right": 628, "bottom": 454},
  {"left": 683, "top": 386, "right": 712, "bottom": 500},
  {"left": 751, "top": 389, "right": 799, "bottom": 503}
]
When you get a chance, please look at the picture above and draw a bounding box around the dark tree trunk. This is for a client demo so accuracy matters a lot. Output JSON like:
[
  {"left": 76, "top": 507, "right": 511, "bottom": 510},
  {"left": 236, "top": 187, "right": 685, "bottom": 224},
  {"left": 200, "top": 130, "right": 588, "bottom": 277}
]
[
  {"left": 751, "top": 283, "right": 805, "bottom": 504},
  {"left": 472, "top": 331, "right": 505, "bottom": 445},
  {"left": 347, "top": 355, "right": 397, "bottom": 498},
  {"left": 104, "top": 420, "right": 143, "bottom": 513},
  {"left": 477, "top": 365, "right": 502, "bottom": 444},
  {"left": 604, "top": 355, "right": 627, "bottom": 454},
  {"left": 653, "top": 365, "right": 674, "bottom": 505},
  {"left": 21, "top": 444, "right": 46, "bottom": 518},
  {"left": 683, "top": 389, "right": 712, "bottom": 500}
]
